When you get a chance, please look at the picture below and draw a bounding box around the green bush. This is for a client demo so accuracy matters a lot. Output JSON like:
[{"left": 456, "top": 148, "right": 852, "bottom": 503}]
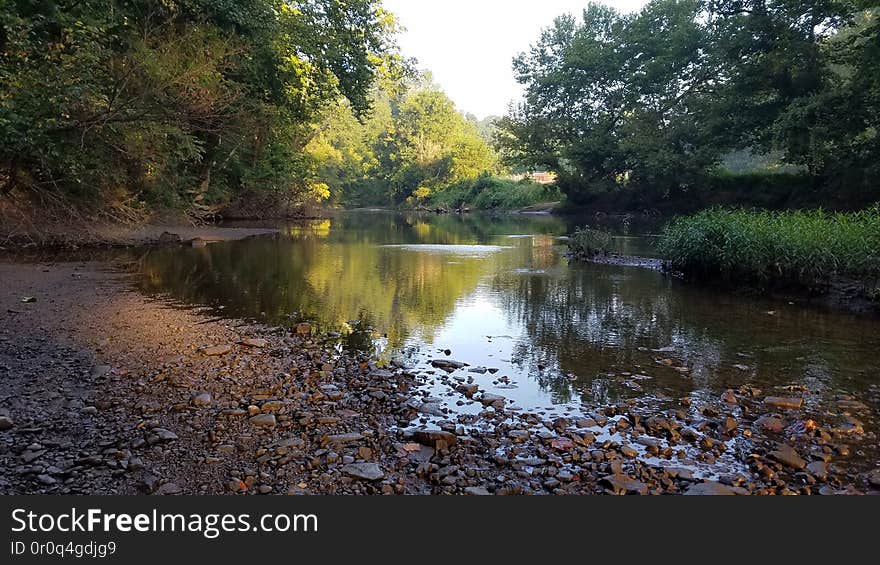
[
  {"left": 568, "top": 226, "right": 614, "bottom": 258},
  {"left": 658, "top": 207, "right": 880, "bottom": 290},
  {"left": 424, "top": 176, "right": 563, "bottom": 210}
]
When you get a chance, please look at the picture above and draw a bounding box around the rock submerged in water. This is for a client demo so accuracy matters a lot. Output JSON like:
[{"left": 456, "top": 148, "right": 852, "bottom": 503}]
[
  {"left": 764, "top": 396, "right": 804, "bottom": 409},
  {"left": 341, "top": 463, "right": 384, "bottom": 481}
]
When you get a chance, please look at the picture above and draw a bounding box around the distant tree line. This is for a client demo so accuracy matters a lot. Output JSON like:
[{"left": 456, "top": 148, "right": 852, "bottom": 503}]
[{"left": 496, "top": 0, "right": 880, "bottom": 209}]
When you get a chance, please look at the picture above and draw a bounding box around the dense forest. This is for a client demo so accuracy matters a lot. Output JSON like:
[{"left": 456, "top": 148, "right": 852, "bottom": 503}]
[
  {"left": 1, "top": 0, "right": 879, "bottom": 228},
  {"left": 498, "top": 0, "right": 880, "bottom": 211}
]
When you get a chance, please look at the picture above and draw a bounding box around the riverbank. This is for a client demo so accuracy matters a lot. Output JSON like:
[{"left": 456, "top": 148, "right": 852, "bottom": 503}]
[{"left": 2, "top": 260, "right": 878, "bottom": 495}]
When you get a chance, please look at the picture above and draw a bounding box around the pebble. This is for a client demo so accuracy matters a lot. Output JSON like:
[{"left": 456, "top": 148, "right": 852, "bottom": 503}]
[
  {"left": 153, "top": 428, "right": 178, "bottom": 441},
  {"left": 0, "top": 416, "right": 13, "bottom": 430},
  {"left": 601, "top": 474, "right": 648, "bottom": 495},
  {"left": 191, "top": 392, "right": 212, "bottom": 407},
  {"left": 240, "top": 338, "right": 268, "bottom": 348},
  {"left": 685, "top": 481, "right": 737, "bottom": 495}
]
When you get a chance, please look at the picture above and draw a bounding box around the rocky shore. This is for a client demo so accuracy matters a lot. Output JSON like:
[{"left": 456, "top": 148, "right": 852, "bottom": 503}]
[{"left": 1, "top": 261, "right": 878, "bottom": 495}]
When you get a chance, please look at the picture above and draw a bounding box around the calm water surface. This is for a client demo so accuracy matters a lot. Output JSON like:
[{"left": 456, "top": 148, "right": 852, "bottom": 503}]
[{"left": 133, "top": 211, "right": 880, "bottom": 424}]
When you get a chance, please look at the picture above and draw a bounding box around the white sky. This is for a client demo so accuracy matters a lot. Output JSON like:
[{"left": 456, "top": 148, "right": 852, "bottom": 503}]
[{"left": 382, "top": 1, "right": 648, "bottom": 119}]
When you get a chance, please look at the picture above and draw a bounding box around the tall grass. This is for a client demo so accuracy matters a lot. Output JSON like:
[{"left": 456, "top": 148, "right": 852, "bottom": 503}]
[{"left": 658, "top": 207, "right": 880, "bottom": 291}]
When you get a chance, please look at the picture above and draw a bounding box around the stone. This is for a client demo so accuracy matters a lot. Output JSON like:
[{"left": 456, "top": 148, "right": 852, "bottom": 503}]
[
  {"left": 764, "top": 396, "right": 803, "bottom": 409},
  {"left": 755, "top": 415, "right": 786, "bottom": 432},
  {"left": 322, "top": 432, "right": 363, "bottom": 446},
  {"left": 156, "top": 483, "right": 182, "bottom": 495},
  {"left": 508, "top": 429, "right": 530, "bottom": 442},
  {"left": 249, "top": 414, "right": 277, "bottom": 428},
  {"left": 0, "top": 415, "right": 14, "bottom": 430},
  {"left": 685, "top": 481, "right": 737, "bottom": 495},
  {"left": 191, "top": 392, "right": 212, "bottom": 407},
  {"left": 153, "top": 428, "right": 178, "bottom": 441},
  {"left": 720, "top": 389, "right": 737, "bottom": 404},
  {"left": 479, "top": 393, "right": 506, "bottom": 408},
  {"left": 455, "top": 384, "right": 479, "bottom": 397},
  {"left": 341, "top": 463, "right": 384, "bottom": 481},
  {"left": 430, "top": 359, "right": 467, "bottom": 372},
  {"left": 769, "top": 443, "right": 807, "bottom": 470},
  {"left": 295, "top": 323, "right": 312, "bottom": 336},
  {"left": 601, "top": 474, "right": 648, "bottom": 495},
  {"left": 719, "top": 416, "right": 738, "bottom": 434},
  {"left": 418, "top": 403, "right": 445, "bottom": 416},
  {"left": 619, "top": 444, "right": 638, "bottom": 458},
  {"left": 260, "top": 400, "right": 285, "bottom": 413},
  {"left": 413, "top": 429, "right": 457, "bottom": 448},
  {"left": 806, "top": 461, "right": 829, "bottom": 481},
  {"left": 203, "top": 344, "right": 232, "bottom": 356},
  {"left": 36, "top": 474, "right": 57, "bottom": 486},
  {"left": 240, "top": 338, "right": 268, "bottom": 348},
  {"left": 464, "top": 486, "right": 491, "bottom": 495}
]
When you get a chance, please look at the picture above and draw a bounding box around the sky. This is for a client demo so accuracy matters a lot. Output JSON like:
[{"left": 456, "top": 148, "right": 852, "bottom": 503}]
[{"left": 382, "top": 1, "right": 648, "bottom": 119}]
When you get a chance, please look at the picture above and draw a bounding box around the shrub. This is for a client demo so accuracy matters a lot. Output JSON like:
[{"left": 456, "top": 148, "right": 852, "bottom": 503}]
[{"left": 568, "top": 226, "right": 614, "bottom": 258}]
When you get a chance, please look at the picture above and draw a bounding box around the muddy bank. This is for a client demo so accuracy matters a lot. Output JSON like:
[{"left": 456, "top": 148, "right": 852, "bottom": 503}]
[
  {"left": 1, "top": 262, "right": 878, "bottom": 495},
  {"left": 0, "top": 221, "right": 279, "bottom": 251}
]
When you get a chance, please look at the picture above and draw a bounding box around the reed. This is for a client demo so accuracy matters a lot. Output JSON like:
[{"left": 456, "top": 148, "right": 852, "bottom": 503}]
[{"left": 657, "top": 207, "right": 880, "bottom": 291}]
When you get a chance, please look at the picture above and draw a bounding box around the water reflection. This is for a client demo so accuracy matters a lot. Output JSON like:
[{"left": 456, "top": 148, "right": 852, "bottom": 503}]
[{"left": 133, "top": 210, "right": 880, "bottom": 414}]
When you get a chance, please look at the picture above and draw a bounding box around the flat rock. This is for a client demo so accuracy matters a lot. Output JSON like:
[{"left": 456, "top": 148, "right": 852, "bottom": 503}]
[
  {"left": 755, "top": 415, "right": 786, "bottom": 432},
  {"left": 601, "top": 474, "right": 648, "bottom": 495},
  {"left": 153, "top": 428, "right": 178, "bottom": 441},
  {"left": 430, "top": 359, "right": 467, "bottom": 372},
  {"left": 418, "top": 403, "right": 445, "bottom": 416},
  {"left": 720, "top": 389, "right": 738, "bottom": 404},
  {"left": 685, "top": 481, "right": 737, "bottom": 495},
  {"left": 295, "top": 323, "right": 312, "bottom": 335},
  {"left": 155, "top": 483, "right": 182, "bottom": 495},
  {"left": 322, "top": 432, "right": 363, "bottom": 446},
  {"left": 341, "top": 463, "right": 384, "bottom": 481},
  {"left": 769, "top": 443, "right": 806, "bottom": 469},
  {"left": 764, "top": 396, "right": 803, "bottom": 409},
  {"left": 240, "top": 338, "right": 268, "bottom": 348},
  {"left": 248, "top": 414, "right": 277, "bottom": 428},
  {"left": 203, "top": 344, "right": 232, "bottom": 356},
  {"left": 455, "top": 384, "right": 478, "bottom": 397}
]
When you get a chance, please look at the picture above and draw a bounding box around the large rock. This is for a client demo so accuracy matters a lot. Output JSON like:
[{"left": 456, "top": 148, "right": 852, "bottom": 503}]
[
  {"left": 240, "top": 338, "right": 268, "bottom": 348},
  {"left": 769, "top": 443, "right": 806, "bottom": 469},
  {"left": 0, "top": 415, "right": 13, "bottom": 430},
  {"left": 341, "top": 463, "right": 384, "bottom": 481},
  {"left": 685, "top": 481, "right": 737, "bottom": 495},
  {"left": 249, "top": 414, "right": 277, "bottom": 428}
]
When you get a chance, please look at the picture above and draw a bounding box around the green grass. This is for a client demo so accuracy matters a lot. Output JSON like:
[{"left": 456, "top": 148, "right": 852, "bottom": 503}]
[
  {"left": 424, "top": 176, "right": 564, "bottom": 210},
  {"left": 568, "top": 226, "right": 614, "bottom": 258},
  {"left": 657, "top": 207, "right": 880, "bottom": 291}
]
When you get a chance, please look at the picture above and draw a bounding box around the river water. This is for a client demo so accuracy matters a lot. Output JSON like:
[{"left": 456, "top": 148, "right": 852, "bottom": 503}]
[{"left": 132, "top": 211, "right": 880, "bottom": 436}]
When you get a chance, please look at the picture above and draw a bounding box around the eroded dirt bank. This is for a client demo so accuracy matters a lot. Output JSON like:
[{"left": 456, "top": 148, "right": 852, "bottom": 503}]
[{"left": 1, "top": 261, "right": 878, "bottom": 495}]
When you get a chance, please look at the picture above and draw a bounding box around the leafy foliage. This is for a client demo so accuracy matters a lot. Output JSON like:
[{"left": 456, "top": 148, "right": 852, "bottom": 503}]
[{"left": 498, "top": 0, "right": 880, "bottom": 207}]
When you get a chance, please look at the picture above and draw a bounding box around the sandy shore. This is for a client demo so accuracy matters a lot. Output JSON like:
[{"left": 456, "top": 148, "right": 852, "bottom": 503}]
[{"left": 1, "top": 261, "right": 877, "bottom": 495}]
